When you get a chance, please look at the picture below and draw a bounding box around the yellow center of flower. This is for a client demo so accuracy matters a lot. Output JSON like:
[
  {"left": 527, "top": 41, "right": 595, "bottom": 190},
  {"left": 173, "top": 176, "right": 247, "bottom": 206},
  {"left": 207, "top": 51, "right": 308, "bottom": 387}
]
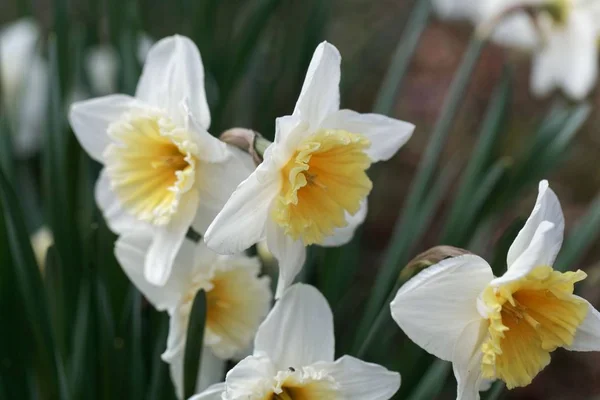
[
  {"left": 104, "top": 110, "right": 197, "bottom": 225},
  {"left": 272, "top": 129, "right": 372, "bottom": 245},
  {"left": 265, "top": 368, "right": 340, "bottom": 400},
  {"left": 480, "top": 266, "right": 588, "bottom": 389},
  {"left": 179, "top": 256, "right": 270, "bottom": 358}
]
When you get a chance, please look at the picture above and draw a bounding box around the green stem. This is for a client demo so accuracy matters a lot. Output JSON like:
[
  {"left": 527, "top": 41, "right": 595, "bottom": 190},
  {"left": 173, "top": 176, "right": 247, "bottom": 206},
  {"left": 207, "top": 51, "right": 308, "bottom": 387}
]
[{"left": 352, "top": 35, "right": 486, "bottom": 356}]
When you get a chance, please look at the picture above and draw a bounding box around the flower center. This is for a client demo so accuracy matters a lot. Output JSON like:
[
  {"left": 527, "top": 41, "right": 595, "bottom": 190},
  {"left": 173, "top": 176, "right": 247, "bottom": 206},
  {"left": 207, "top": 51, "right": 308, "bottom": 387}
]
[
  {"left": 480, "top": 266, "right": 588, "bottom": 389},
  {"left": 104, "top": 109, "right": 197, "bottom": 225},
  {"left": 266, "top": 367, "right": 341, "bottom": 400},
  {"left": 272, "top": 129, "right": 372, "bottom": 245},
  {"left": 179, "top": 256, "right": 270, "bottom": 358}
]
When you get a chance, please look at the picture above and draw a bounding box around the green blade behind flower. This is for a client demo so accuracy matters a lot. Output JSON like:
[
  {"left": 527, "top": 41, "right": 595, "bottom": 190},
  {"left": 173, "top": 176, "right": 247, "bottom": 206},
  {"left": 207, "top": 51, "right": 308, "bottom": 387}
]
[{"left": 184, "top": 290, "right": 207, "bottom": 399}]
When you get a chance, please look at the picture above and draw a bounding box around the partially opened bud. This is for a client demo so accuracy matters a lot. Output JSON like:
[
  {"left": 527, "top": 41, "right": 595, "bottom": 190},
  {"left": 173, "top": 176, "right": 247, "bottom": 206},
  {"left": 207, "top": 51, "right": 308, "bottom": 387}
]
[
  {"left": 400, "top": 245, "right": 472, "bottom": 281},
  {"left": 219, "top": 127, "right": 271, "bottom": 166}
]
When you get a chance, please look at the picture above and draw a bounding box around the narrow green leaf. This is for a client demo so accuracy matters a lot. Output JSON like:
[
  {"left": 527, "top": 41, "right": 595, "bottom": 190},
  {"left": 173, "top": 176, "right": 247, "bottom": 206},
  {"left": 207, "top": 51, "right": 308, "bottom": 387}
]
[
  {"left": 147, "top": 314, "right": 172, "bottom": 400},
  {"left": 0, "top": 116, "right": 14, "bottom": 182},
  {"left": 53, "top": 0, "right": 70, "bottom": 95},
  {"left": 0, "top": 201, "right": 32, "bottom": 400},
  {"left": 44, "top": 35, "right": 82, "bottom": 353},
  {"left": 441, "top": 68, "right": 512, "bottom": 243},
  {"left": 355, "top": 160, "right": 458, "bottom": 359},
  {"left": 184, "top": 290, "right": 207, "bottom": 399},
  {"left": 354, "top": 35, "right": 486, "bottom": 352},
  {"left": 405, "top": 360, "right": 451, "bottom": 400},
  {"left": 68, "top": 276, "right": 93, "bottom": 399},
  {"left": 212, "top": 0, "right": 283, "bottom": 127},
  {"left": 0, "top": 168, "right": 70, "bottom": 400},
  {"left": 451, "top": 158, "right": 510, "bottom": 246},
  {"left": 373, "top": 0, "right": 432, "bottom": 115},
  {"left": 555, "top": 192, "right": 600, "bottom": 272},
  {"left": 45, "top": 246, "right": 67, "bottom": 356},
  {"left": 95, "top": 278, "right": 118, "bottom": 400},
  {"left": 129, "top": 289, "right": 145, "bottom": 400}
]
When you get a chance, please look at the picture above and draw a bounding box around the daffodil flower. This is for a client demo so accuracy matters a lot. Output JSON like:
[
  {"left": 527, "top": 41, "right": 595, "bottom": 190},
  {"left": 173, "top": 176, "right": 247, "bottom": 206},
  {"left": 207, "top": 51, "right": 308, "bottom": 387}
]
[
  {"left": 0, "top": 18, "right": 48, "bottom": 157},
  {"left": 493, "top": 0, "right": 600, "bottom": 99},
  {"left": 391, "top": 180, "right": 600, "bottom": 399},
  {"left": 432, "top": 0, "right": 492, "bottom": 21},
  {"left": 191, "top": 283, "right": 401, "bottom": 400},
  {"left": 434, "top": 0, "right": 600, "bottom": 99},
  {"left": 115, "top": 231, "right": 271, "bottom": 398},
  {"left": 69, "top": 35, "right": 254, "bottom": 285},
  {"left": 205, "top": 41, "right": 415, "bottom": 297}
]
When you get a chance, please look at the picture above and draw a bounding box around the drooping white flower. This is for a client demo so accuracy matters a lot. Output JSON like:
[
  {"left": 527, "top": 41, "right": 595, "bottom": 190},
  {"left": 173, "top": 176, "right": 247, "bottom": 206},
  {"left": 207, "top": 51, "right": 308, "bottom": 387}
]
[
  {"left": 115, "top": 231, "right": 272, "bottom": 398},
  {"left": 391, "top": 180, "right": 600, "bottom": 399},
  {"left": 492, "top": 0, "right": 600, "bottom": 99},
  {"left": 191, "top": 283, "right": 401, "bottom": 400},
  {"left": 205, "top": 41, "right": 415, "bottom": 297},
  {"left": 433, "top": 0, "right": 600, "bottom": 99},
  {"left": 0, "top": 18, "right": 48, "bottom": 157},
  {"left": 69, "top": 35, "right": 254, "bottom": 285}
]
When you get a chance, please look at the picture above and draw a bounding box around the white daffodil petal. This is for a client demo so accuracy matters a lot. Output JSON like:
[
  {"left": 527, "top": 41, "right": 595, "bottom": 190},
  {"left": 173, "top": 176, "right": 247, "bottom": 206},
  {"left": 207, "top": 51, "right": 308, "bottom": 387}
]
[
  {"left": 315, "top": 355, "right": 401, "bottom": 400},
  {"left": 167, "top": 347, "right": 225, "bottom": 400},
  {"left": 254, "top": 284, "right": 335, "bottom": 369},
  {"left": 69, "top": 94, "right": 141, "bottom": 163},
  {"left": 322, "top": 200, "right": 368, "bottom": 247},
  {"left": 114, "top": 231, "right": 184, "bottom": 310},
  {"left": 321, "top": 109, "right": 414, "bottom": 162},
  {"left": 531, "top": 45, "right": 561, "bottom": 98},
  {"left": 293, "top": 41, "right": 340, "bottom": 130},
  {"left": 204, "top": 166, "right": 279, "bottom": 255},
  {"left": 184, "top": 107, "right": 229, "bottom": 164},
  {"left": 188, "top": 383, "right": 226, "bottom": 400},
  {"left": 507, "top": 180, "right": 564, "bottom": 268},
  {"left": 432, "top": 0, "right": 474, "bottom": 20},
  {"left": 494, "top": 220, "right": 560, "bottom": 286},
  {"left": 491, "top": 12, "right": 539, "bottom": 50},
  {"left": 568, "top": 297, "right": 600, "bottom": 352},
  {"left": 145, "top": 192, "right": 199, "bottom": 285},
  {"left": 224, "top": 354, "right": 275, "bottom": 398},
  {"left": 266, "top": 220, "right": 307, "bottom": 298},
  {"left": 559, "top": 11, "right": 598, "bottom": 100},
  {"left": 390, "top": 254, "right": 493, "bottom": 361},
  {"left": 95, "top": 169, "right": 149, "bottom": 235},
  {"left": 135, "top": 35, "right": 210, "bottom": 129},
  {"left": 453, "top": 319, "right": 488, "bottom": 400},
  {"left": 193, "top": 148, "right": 255, "bottom": 234}
]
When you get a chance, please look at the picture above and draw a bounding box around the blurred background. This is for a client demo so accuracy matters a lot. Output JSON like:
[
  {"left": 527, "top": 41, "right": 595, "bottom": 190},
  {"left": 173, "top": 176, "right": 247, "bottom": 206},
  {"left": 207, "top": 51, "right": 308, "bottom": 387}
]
[{"left": 1, "top": 0, "right": 599, "bottom": 399}]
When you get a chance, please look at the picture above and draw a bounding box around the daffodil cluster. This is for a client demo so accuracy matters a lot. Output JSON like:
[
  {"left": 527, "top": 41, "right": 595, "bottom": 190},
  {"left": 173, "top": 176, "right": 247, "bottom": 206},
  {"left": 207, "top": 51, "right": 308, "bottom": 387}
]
[
  {"left": 69, "top": 35, "right": 409, "bottom": 399},
  {"left": 68, "top": 28, "right": 600, "bottom": 400}
]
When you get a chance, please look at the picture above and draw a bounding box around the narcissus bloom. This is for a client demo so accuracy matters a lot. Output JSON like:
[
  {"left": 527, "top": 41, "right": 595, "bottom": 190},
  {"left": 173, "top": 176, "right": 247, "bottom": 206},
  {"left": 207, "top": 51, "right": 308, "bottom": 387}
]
[
  {"left": 115, "top": 232, "right": 271, "bottom": 398},
  {"left": 391, "top": 180, "right": 600, "bottom": 399},
  {"left": 69, "top": 35, "right": 254, "bottom": 285},
  {"left": 0, "top": 18, "right": 48, "bottom": 157},
  {"left": 205, "top": 41, "right": 414, "bottom": 297},
  {"left": 433, "top": 0, "right": 600, "bottom": 99},
  {"left": 492, "top": 0, "right": 600, "bottom": 99},
  {"left": 191, "top": 283, "right": 401, "bottom": 400}
]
